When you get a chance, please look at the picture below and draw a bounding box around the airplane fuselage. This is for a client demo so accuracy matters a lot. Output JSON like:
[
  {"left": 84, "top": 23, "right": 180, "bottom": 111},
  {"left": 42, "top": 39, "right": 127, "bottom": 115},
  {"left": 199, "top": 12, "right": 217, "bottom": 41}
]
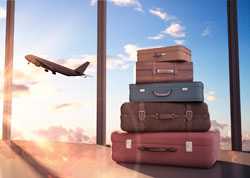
[{"left": 25, "top": 55, "right": 84, "bottom": 76}]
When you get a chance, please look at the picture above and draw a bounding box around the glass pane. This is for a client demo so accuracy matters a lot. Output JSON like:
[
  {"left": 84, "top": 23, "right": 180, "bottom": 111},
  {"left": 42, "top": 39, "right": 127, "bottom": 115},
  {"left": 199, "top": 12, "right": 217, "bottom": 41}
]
[
  {"left": 12, "top": 0, "right": 97, "bottom": 143},
  {"left": 239, "top": 0, "right": 250, "bottom": 152},
  {"left": 0, "top": 1, "right": 6, "bottom": 139},
  {"left": 107, "top": 0, "right": 231, "bottom": 150}
]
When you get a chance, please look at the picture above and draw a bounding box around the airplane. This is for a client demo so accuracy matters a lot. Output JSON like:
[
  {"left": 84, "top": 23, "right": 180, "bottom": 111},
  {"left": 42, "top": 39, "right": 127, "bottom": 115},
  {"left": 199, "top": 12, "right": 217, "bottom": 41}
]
[{"left": 25, "top": 54, "right": 90, "bottom": 77}]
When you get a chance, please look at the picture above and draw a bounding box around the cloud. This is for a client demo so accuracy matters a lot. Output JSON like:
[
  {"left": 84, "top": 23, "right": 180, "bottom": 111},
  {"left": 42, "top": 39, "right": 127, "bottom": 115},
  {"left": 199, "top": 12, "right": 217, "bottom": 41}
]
[
  {"left": 90, "top": 0, "right": 97, "bottom": 6},
  {"left": 12, "top": 84, "right": 30, "bottom": 95},
  {"left": 148, "top": 23, "right": 186, "bottom": 40},
  {"left": 34, "top": 126, "right": 93, "bottom": 143},
  {"left": 123, "top": 44, "right": 138, "bottom": 61},
  {"left": 163, "top": 23, "right": 186, "bottom": 38},
  {"left": 174, "top": 40, "right": 185, "bottom": 45},
  {"left": 147, "top": 33, "right": 165, "bottom": 40},
  {"left": 120, "top": 43, "right": 163, "bottom": 59},
  {"left": 149, "top": 8, "right": 175, "bottom": 21},
  {"left": 58, "top": 54, "right": 130, "bottom": 74},
  {"left": 52, "top": 102, "right": 82, "bottom": 112},
  {"left": 202, "top": 26, "right": 211, "bottom": 37},
  {"left": 211, "top": 120, "right": 228, "bottom": 130},
  {"left": 85, "top": 54, "right": 130, "bottom": 71},
  {"left": 0, "top": 83, "right": 30, "bottom": 98},
  {"left": 111, "top": 0, "right": 143, "bottom": 12},
  {"left": 108, "top": 56, "right": 130, "bottom": 70},
  {"left": 205, "top": 91, "right": 217, "bottom": 101},
  {"left": 210, "top": 120, "right": 231, "bottom": 138},
  {"left": 90, "top": 0, "right": 143, "bottom": 12},
  {"left": 147, "top": 9, "right": 185, "bottom": 41},
  {"left": 0, "top": 6, "right": 6, "bottom": 19}
]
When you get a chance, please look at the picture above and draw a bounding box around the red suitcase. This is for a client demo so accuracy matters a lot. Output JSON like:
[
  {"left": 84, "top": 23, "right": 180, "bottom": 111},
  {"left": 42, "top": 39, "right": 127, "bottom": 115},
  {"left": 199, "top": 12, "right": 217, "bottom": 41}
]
[{"left": 111, "top": 131, "right": 219, "bottom": 168}]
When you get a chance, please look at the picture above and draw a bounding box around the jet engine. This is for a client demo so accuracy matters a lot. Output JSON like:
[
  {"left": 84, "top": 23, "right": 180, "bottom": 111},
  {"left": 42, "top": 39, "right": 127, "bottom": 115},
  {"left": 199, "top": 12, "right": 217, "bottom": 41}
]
[{"left": 34, "top": 61, "right": 41, "bottom": 67}]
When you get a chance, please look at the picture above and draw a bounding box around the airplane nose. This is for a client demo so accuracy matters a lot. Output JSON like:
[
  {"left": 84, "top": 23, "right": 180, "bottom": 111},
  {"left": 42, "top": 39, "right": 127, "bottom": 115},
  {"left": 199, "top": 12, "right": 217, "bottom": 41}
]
[{"left": 25, "top": 55, "right": 33, "bottom": 62}]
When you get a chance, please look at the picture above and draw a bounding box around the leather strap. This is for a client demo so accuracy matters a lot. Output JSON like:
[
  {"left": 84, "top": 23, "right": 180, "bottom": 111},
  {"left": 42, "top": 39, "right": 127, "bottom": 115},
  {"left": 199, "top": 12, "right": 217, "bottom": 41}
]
[
  {"left": 185, "top": 104, "right": 193, "bottom": 131},
  {"left": 141, "top": 113, "right": 181, "bottom": 120},
  {"left": 153, "top": 62, "right": 156, "bottom": 75},
  {"left": 121, "top": 113, "right": 207, "bottom": 121},
  {"left": 138, "top": 103, "right": 146, "bottom": 121},
  {"left": 123, "top": 113, "right": 186, "bottom": 120},
  {"left": 173, "top": 63, "right": 176, "bottom": 80}
]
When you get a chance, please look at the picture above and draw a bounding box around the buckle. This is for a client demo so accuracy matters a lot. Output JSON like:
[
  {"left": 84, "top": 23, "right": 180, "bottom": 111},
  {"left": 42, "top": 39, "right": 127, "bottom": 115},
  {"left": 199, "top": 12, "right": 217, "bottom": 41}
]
[
  {"left": 186, "top": 110, "right": 193, "bottom": 121},
  {"left": 138, "top": 110, "right": 146, "bottom": 121},
  {"left": 155, "top": 113, "right": 159, "bottom": 119}
]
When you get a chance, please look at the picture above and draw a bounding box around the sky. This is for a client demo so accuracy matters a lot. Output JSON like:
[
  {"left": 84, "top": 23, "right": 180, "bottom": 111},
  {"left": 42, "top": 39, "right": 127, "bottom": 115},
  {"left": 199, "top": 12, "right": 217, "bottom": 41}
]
[{"left": 0, "top": 0, "right": 249, "bottom": 145}]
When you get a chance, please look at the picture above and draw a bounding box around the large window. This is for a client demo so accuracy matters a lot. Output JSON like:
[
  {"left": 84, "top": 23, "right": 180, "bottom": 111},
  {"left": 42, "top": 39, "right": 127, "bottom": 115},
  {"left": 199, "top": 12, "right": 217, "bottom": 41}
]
[
  {"left": 107, "top": 0, "right": 231, "bottom": 149},
  {"left": 239, "top": 0, "right": 250, "bottom": 152},
  {"left": 1, "top": 0, "right": 247, "bottom": 151},
  {"left": 11, "top": 0, "right": 97, "bottom": 143}
]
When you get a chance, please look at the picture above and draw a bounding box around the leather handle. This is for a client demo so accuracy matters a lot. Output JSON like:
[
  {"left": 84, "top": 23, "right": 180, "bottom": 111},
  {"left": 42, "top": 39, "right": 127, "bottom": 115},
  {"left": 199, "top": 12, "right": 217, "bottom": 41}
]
[
  {"left": 153, "top": 52, "right": 166, "bottom": 58},
  {"left": 155, "top": 69, "right": 174, "bottom": 74},
  {"left": 157, "top": 113, "right": 177, "bottom": 120},
  {"left": 138, "top": 146, "right": 177, "bottom": 153},
  {"left": 153, "top": 89, "right": 172, "bottom": 97}
]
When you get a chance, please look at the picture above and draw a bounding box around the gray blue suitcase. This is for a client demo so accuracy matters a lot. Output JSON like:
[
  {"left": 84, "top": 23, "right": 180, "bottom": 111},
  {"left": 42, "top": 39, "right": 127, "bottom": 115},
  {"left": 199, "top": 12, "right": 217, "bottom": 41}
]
[{"left": 129, "top": 82, "right": 204, "bottom": 102}]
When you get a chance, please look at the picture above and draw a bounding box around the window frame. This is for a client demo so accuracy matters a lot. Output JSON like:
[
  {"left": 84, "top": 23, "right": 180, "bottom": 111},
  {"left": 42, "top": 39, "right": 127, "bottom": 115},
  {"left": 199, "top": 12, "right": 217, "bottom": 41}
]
[{"left": 2, "top": 0, "right": 243, "bottom": 151}]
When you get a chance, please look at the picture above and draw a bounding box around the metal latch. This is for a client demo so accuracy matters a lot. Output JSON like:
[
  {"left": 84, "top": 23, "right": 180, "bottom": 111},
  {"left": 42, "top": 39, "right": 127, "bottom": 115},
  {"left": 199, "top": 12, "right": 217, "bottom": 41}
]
[
  {"left": 186, "top": 110, "right": 193, "bottom": 121},
  {"left": 139, "top": 88, "right": 146, "bottom": 93},
  {"left": 182, "top": 87, "right": 189, "bottom": 91},
  {"left": 185, "top": 141, "right": 193, "bottom": 152},
  {"left": 138, "top": 110, "right": 146, "bottom": 121},
  {"left": 126, "top": 139, "right": 132, "bottom": 149}
]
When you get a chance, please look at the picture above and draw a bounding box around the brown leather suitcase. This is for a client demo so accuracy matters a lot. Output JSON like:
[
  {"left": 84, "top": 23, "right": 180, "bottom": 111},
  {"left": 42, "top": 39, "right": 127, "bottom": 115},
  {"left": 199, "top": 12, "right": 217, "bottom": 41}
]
[
  {"left": 111, "top": 131, "right": 219, "bottom": 168},
  {"left": 136, "top": 61, "right": 193, "bottom": 83},
  {"left": 121, "top": 102, "right": 210, "bottom": 132},
  {"left": 137, "top": 45, "right": 191, "bottom": 62}
]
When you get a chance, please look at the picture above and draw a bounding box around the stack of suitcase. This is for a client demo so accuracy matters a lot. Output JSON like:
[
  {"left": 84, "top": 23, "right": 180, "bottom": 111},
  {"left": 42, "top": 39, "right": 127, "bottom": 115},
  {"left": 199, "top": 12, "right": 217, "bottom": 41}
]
[{"left": 111, "top": 45, "right": 220, "bottom": 168}]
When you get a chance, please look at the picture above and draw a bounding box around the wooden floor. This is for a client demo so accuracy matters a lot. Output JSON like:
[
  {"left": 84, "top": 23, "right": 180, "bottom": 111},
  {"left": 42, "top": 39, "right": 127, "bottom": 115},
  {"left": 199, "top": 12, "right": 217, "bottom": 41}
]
[
  {"left": 7, "top": 140, "right": 250, "bottom": 178},
  {"left": 0, "top": 141, "right": 43, "bottom": 178}
]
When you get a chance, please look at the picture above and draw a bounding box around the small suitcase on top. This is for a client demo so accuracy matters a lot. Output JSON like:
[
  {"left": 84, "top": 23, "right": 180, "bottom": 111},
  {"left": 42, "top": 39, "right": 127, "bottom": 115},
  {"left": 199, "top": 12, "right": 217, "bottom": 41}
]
[
  {"left": 129, "top": 82, "right": 204, "bottom": 102},
  {"left": 111, "top": 131, "right": 219, "bottom": 168},
  {"left": 137, "top": 45, "right": 191, "bottom": 63},
  {"left": 136, "top": 61, "right": 193, "bottom": 84},
  {"left": 120, "top": 102, "right": 210, "bottom": 132}
]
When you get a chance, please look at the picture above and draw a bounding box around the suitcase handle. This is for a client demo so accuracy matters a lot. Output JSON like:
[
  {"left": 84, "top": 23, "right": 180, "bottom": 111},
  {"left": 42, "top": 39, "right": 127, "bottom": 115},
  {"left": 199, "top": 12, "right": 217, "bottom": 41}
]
[
  {"left": 138, "top": 146, "right": 177, "bottom": 153},
  {"left": 155, "top": 69, "right": 175, "bottom": 74},
  {"left": 153, "top": 52, "right": 166, "bottom": 58},
  {"left": 153, "top": 89, "right": 172, "bottom": 97}
]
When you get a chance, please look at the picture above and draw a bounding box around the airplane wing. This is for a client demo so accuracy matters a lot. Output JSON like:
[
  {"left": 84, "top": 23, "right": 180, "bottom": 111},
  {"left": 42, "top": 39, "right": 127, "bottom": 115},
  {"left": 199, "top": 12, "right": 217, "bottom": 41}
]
[
  {"left": 39, "top": 61, "right": 56, "bottom": 71},
  {"left": 40, "top": 61, "right": 58, "bottom": 74}
]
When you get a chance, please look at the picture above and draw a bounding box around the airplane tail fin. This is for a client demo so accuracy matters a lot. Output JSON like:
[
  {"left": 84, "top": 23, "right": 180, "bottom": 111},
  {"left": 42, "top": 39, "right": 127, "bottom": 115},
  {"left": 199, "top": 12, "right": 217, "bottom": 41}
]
[{"left": 75, "top": 62, "right": 90, "bottom": 74}]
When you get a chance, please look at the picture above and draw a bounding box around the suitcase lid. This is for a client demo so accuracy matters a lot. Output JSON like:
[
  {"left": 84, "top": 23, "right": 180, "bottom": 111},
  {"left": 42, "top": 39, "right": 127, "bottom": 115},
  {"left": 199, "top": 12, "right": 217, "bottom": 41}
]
[
  {"left": 129, "top": 81, "right": 203, "bottom": 89},
  {"left": 111, "top": 131, "right": 219, "bottom": 147},
  {"left": 137, "top": 45, "right": 191, "bottom": 55}
]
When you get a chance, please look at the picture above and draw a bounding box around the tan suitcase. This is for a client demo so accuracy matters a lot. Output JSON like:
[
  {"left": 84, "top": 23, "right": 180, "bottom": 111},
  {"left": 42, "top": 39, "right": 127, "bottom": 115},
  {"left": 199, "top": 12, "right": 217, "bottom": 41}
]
[
  {"left": 136, "top": 61, "right": 193, "bottom": 83},
  {"left": 137, "top": 45, "right": 191, "bottom": 62}
]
